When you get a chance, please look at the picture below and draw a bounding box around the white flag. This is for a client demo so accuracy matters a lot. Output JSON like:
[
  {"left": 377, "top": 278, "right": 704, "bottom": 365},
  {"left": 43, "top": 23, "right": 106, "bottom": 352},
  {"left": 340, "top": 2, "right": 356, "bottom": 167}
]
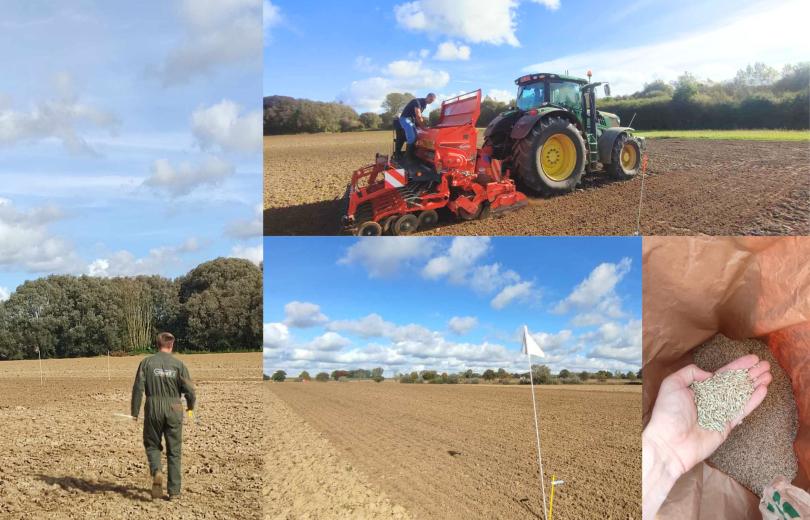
[{"left": 522, "top": 325, "right": 545, "bottom": 358}]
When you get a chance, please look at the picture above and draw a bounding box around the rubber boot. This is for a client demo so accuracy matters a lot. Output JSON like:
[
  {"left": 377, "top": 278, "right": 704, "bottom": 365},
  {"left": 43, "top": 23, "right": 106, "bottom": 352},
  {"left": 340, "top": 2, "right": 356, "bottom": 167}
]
[{"left": 151, "top": 470, "right": 163, "bottom": 500}]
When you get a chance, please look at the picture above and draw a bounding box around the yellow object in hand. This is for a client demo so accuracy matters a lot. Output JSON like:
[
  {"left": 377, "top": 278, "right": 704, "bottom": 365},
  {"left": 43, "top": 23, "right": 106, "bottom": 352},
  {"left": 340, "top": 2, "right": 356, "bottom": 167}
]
[{"left": 187, "top": 410, "right": 194, "bottom": 420}]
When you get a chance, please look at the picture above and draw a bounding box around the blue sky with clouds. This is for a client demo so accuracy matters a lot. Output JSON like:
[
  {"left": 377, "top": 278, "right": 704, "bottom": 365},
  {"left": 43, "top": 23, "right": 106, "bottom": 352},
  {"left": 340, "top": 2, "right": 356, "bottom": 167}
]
[
  {"left": 0, "top": 1, "right": 263, "bottom": 300},
  {"left": 264, "top": 0, "right": 809, "bottom": 113},
  {"left": 264, "top": 236, "right": 642, "bottom": 376}
]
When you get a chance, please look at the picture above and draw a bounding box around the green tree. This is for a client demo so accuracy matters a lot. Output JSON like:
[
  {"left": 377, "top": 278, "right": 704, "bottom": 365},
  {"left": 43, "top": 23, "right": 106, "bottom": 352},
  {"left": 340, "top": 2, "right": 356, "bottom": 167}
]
[
  {"left": 299, "top": 371, "right": 311, "bottom": 381},
  {"left": 315, "top": 372, "right": 329, "bottom": 382},
  {"left": 578, "top": 371, "right": 590, "bottom": 381},
  {"left": 381, "top": 92, "right": 415, "bottom": 125},
  {"left": 371, "top": 367, "right": 384, "bottom": 378},
  {"left": 359, "top": 112, "right": 382, "bottom": 129},
  {"left": 482, "top": 369, "right": 496, "bottom": 381},
  {"left": 420, "top": 370, "right": 437, "bottom": 381},
  {"left": 272, "top": 370, "right": 287, "bottom": 382},
  {"left": 531, "top": 364, "right": 552, "bottom": 384},
  {"left": 672, "top": 72, "right": 699, "bottom": 103},
  {"left": 559, "top": 369, "right": 571, "bottom": 379}
]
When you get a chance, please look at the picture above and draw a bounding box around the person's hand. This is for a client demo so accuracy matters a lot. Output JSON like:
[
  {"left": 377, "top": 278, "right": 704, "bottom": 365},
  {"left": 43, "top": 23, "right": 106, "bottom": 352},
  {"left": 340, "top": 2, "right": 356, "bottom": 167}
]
[{"left": 642, "top": 355, "right": 771, "bottom": 518}]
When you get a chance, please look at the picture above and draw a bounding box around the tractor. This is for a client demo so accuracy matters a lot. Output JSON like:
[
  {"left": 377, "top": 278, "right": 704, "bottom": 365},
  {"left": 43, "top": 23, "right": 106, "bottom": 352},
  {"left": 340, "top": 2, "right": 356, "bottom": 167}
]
[
  {"left": 342, "top": 90, "right": 527, "bottom": 236},
  {"left": 483, "top": 71, "right": 647, "bottom": 195}
]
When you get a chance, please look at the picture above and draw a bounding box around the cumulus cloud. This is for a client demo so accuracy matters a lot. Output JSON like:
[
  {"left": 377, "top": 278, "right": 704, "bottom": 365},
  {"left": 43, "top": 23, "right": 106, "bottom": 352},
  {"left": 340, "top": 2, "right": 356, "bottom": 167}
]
[
  {"left": 263, "top": 0, "right": 281, "bottom": 34},
  {"left": 0, "top": 286, "right": 10, "bottom": 302},
  {"left": 225, "top": 204, "right": 262, "bottom": 239},
  {"left": 339, "top": 237, "right": 436, "bottom": 278},
  {"left": 0, "top": 73, "right": 117, "bottom": 155},
  {"left": 230, "top": 242, "right": 263, "bottom": 265},
  {"left": 553, "top": 257, "right": 631, "bottom": 324},
  {"left": 422, "top": 237, "right": 490, "bottom": 281},
  {"left": 394, "top": 0, "right": 521, "bottom": 46},
  {"left": 583, "top": 319, "right": 641, "bottom": 363},
  {"left": 143, "top": 156, "right": 235, "bottom": 197},
  {"left": 191, "top": 100, "right": 262, "bottom": 153},
  {"left": 307, "top": 332, "right": 351, "bottom": 351},
  {"left": 487, "top": 89, "right": 514, "bottom": 103},
  {"left": 530, "top": 329, "right": 572, "bottom": 353},
  {"left": 339, "top": 59, "right": 449, "bottom": 113},
  {"left": 87, "top": 238, "right": 202, "bottom": 277},
  {"left": 531, "top": 0, "right": 560, "bottom": 10},
  {"left": 155, "top": 0, "right": 262, "bottom": 86},
  {"left": 448, "top": 316, "right": 478, "bottom": 335},
  {"left": 264, "top": 322, "right": 290, "bottom": 352},
  {"left": 284, "top": 301, "right": 329, "bottom": 328},
  {"left": 491, "top": 281, "right": 534, "bottom": 309},
  {"left": 0, "top": 198, "right": 82, "bottom": 273},
  {"left": 468, "top": 262, "right": 521, "bottom": 294},
  {"left": 434, "top": 41, "right": 471, "bottom": 61},
  {"left": 327, "top": 313, "right": 393, "bottom": 338}
]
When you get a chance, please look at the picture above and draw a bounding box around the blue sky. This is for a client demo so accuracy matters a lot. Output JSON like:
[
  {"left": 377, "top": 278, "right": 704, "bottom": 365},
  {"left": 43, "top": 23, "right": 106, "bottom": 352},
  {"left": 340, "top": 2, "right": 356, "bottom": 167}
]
[
  {"left": 264, "top": 236, "right": 641, "bottom": 376},
  {"left": 264, "top": 0, "right": 809, "bottom": 113},
  {"left": 0, "top": 1, "right": 262, "bottom": 300}
]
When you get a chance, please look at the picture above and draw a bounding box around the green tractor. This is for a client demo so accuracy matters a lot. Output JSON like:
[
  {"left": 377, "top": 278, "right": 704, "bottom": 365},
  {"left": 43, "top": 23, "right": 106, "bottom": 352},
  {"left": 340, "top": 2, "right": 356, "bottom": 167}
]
[{"left": 483, "top": 71, "right": 646, "bottom": 195}]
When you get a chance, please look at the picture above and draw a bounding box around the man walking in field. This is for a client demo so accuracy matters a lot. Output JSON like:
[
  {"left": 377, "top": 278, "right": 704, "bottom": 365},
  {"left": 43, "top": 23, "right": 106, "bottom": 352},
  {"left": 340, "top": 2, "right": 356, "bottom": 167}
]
[{"left": 131, "top": 332, "right": 196, "bottom": 500}]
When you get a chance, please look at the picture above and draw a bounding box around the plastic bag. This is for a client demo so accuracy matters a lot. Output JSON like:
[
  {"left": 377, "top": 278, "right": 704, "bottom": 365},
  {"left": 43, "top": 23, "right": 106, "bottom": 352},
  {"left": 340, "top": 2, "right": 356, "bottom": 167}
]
[{"left": 642, "top": 236, "right": 810, "bottom": 519}]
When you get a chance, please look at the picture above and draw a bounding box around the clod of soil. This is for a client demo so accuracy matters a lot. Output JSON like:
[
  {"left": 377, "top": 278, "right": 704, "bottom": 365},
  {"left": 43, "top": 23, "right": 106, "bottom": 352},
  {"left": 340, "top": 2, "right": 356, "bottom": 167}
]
[
  {"left": 692, "top": 335, "right": 799, "bottom": 496},
  {"left": 690, "top": 369, "right": 753, "bottom": 431}
]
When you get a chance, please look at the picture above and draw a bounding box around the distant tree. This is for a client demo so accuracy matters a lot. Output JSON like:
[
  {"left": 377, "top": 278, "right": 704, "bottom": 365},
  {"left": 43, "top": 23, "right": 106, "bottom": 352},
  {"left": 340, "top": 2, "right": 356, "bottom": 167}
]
[
  {"left": 420, "top": 370, "right": 437, "bottom": 381},
  {"left": 637, "top": 368, "right": 642, "bottom": 380},
  {"left": 496, "top": 368, "right": 509, "bottom": 379},
  {"left": 271, "top": 370, "right": 286, "bottom": 382},
  {"left": 409, "top": 371, "right": 419, "bottom": 382},
  {"left": 382, "top": 92, "right": 415, "bottom": 122},
  {"left": 672, "top": 72, "right": 699, "bottom": 103},
  {"left": 482, "top": 369, "right": 496, "bottom": 381},
  {"left": 625, "top": 370, "right": 637, "bottom": 380},
  {"left": 477, "top": 96, "right": 512, "bottom": 127},
  {"left": 531, "top": 364, "right": 552, "bottom": 384},
  {"left": 734, "top": 62, "right": 779, "bottom": 89},
  {"left": 373, "top": 375, "right": 384, "bottom": 383},
  {"left": 371, "top": 367, "right": 384, "bottom": 378},
  {"left": 463, "top": 369, "right": 474, "bottom": 379},
  {"left": 315, "top": 372, "right": 329, "bottom": 382},
  {"left": 359, "top": 112, "right": 382, "bottom": 130},
  {"left": 428, "top": 108, "right": 441, "bottom": 125},
  {"left": 299, "top": 370, "right": 311, "bottom": 381},
  {"left": 558, "top": 369, "right": 571, "bottom": 379},
  {"left": 331, "top": 370, "right": 349, "bottom": 381},
  {"left": 578, "top": 371, "right": 589, "bottom": 382},
  {"left": 637, "top": 79, "right": 674, "bottom": 98}
]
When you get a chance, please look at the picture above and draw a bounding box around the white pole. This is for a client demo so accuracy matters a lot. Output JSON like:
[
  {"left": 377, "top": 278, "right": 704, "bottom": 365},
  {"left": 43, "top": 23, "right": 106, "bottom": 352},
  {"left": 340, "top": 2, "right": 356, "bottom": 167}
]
[
  {"left": 107, "top": 350, "right": 111, "bottom": 381},
  {"left": 38, "top": 348, "right": 43, "bottom": 386},
  {"left": 528, "top": 354, "right": 548, "bottom": 520}
]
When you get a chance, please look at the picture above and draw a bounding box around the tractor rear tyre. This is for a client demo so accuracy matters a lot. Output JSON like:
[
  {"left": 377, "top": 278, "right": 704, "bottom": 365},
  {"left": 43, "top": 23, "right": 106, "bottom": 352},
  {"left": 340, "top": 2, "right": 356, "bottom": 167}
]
[
  {"left": 609, "top": 134, "right": 642, "bottom": 180},
  {"left": 393, "top": 214, "right": 418, "bottom": 235},
  {"left": 356, "top": 221, "right": 382, "bottom": 236},
  {"left": 512, "top": 116, "right": 586, "bottom": 195},
  {"left": 417, "top": 210, "right": 438, "bottom": 230}
]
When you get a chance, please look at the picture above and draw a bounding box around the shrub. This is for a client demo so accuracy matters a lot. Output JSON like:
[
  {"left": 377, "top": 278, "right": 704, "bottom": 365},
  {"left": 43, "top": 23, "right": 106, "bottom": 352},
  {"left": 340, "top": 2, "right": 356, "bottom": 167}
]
[
  {"left": 271, "top": 370, "right": 286, "bottom": 382},
  {"left": 299, "top": 371, "right": 311, "bottom": 381},
  {"left": 373, "top": 375, "right": 384, "bottom": 383},
  {"left": 315, "top": 372, "right": 329, "bottom": 382}
]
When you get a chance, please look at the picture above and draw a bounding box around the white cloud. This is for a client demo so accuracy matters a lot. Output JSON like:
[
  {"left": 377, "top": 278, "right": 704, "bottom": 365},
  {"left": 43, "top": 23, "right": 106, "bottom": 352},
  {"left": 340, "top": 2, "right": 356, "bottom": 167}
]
[
  {"left": 354, "top": 55, "right": 375, "bottom": 72},
  {"left": 422, "top": 237, "right": 490, "bottom": 281},
  {"left": 307, "top": 332, "right": 351, "bottom": 351},
  {"left": 487, "top": 89, "right": 513, "bottom": 103},
  {"left": 284, "top": 301, "right": 328, "bottom": 328},
  {"left": 553, "top": 258, "right": 631, "bottom": 324},
  {"left": 530, "top": 329, "right": 572, "bottom": 353},
  {"left": 155, "top": 0, "right": 262, "bottom": 86},
  {"left": 263, "top": 0, "right": 281, "bottom": 34},
  {"left": 87, "top": 238, "right": 202, "bottom": 277},
  {"left": 434, "top": 41, "right": 471, "bottom": 61},
  {"left": 394, "top": 0, "right": 521, "bottom": 46},
  {"left": 328, "top": 313, "right": 393, "bottom": 338},
  {"left": 584, "top": 319, "right": 641, "bottom": 363},
  {"left": 0, "top": 73, "right": 117, "bottom": 155},
  {"left": 191, "top": 100, "right": 262, "bottom": 153},
  {"left": 339, "top": 59, "right": 449, "bottom": 113},
  {"left": 0, "top": 198, "right": 82, "bottom": 273},
  {"left": 230, "top": 242, "right": 263, "bottom": 265},
  {"left": 419, "top": 48, "right": 430, "bottom": 59},
  {"left": 522, "top": 0, "right": 809, "bottom": 95},
  {"left": 340, "top": 237, "right": 436, "bottom": 278},
  {"left": 264, "top": 322, "right": 290, "bottom": 353},
  {"left": 491, "top": 280, "right": 534, "bottom": 309},
  {"left": 143, "top": 156, "right": 235, "bottom": 197},
  {"left": 225, "top": 204, "right": 262, "bottom": 239},
  {"left": 468, "top": 262, "right": 520, "bottom": 294},
  {"left": 530, "top": 0, "right": 560, "bottom": 10},
  {"left": 0, "top": 286, "right": 10, "bottom": 302},
  {"left": 448, "top": 316, "right": 478, "bottom": 335}
]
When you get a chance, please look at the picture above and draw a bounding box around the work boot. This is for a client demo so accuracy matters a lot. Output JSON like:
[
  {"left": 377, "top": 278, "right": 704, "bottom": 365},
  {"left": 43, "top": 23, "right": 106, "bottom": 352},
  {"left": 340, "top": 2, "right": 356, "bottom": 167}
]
[{"left": 151, "top": 470, "right": 164, "bottom": 500}]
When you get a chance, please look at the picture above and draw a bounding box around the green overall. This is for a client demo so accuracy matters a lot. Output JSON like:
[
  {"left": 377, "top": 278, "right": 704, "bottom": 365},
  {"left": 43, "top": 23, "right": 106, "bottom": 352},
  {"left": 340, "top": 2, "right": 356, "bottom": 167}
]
[{"left": 130, "top": 352, "right": 196, "bottom": 496}]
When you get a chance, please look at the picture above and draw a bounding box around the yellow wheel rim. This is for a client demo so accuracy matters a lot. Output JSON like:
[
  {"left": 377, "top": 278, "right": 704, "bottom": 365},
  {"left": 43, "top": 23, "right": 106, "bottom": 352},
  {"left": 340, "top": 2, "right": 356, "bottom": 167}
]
[
  {"left": 538, "top": 134, "right": 577, "bottom": 181},
  {"left": 620, "top": 143, "right": 638, "bottom": 170}
]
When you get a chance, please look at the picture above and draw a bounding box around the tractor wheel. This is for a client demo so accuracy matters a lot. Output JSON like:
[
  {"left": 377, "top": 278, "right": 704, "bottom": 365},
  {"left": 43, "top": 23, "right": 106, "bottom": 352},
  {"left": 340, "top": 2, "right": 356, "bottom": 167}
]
[
  {"left": 417, "top": 210, "right": 438, "bottom": 230},
  {"left": 512, "top": 116, "right": 586, "bottom": 195},
  {"left": 356, "top": 221, "right": 382, "bottom": 236},
  {"left": 381, "top": 215, "right": 399, "bottom": 234},
  {"left": 609, "top": 134, "right": 642, "bottom": 180},
  {"left": 393, "top": 214, "right": 418, "bottom": 235}
]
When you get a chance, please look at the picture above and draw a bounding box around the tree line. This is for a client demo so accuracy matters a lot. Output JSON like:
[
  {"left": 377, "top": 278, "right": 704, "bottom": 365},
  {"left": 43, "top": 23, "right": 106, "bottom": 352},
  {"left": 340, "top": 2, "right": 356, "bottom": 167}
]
[
  {"left": 264, "top": 62, "right": 808, "bottom": 135},
  {"left": 266, "top": 365, "right": 642, "bottom": 384},
  {"left": 0, "top": 258, "right": 263, "bottom": 360}
]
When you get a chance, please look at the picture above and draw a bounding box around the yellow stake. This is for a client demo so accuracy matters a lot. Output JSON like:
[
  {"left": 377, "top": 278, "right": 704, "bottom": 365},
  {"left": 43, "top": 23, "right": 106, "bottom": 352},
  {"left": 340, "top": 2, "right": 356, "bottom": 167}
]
[{"left": 549, "top": 474, "right": 556, "bottom": 520}]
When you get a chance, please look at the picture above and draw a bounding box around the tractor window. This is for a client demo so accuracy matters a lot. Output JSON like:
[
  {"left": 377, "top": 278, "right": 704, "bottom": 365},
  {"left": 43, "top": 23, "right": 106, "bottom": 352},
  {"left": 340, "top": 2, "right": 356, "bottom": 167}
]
[
  {"left": 516, "top": 82, "right": 545, "bottom": 111},
  {"left": 550, "top": 81, "right": 580, "bottom": 108}
]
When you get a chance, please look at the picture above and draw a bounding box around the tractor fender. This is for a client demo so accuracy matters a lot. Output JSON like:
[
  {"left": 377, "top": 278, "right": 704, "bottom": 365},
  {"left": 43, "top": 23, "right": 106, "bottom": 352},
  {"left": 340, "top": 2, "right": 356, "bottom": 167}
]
[
  {"left": 509, "top": 110, "right": 575, "bottom": 140},
  {"left": 597, "top": 127, "right": 634, "bottom": 164}
]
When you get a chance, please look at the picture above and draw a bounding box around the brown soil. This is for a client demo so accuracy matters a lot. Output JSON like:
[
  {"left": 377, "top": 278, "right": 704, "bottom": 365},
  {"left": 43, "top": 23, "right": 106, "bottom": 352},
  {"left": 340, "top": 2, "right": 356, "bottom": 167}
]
[
  {"left": 267, "top": 382, "right": 641, "bottom": 520},
  {"left": 263, "top": 132, "right": 810, "bottom": 236},
  {"left": 265, "top": 388, "right": 411, "bottom": 519},
  {"left": 0, "top": 353, "right": 263, "bottom": 519}
]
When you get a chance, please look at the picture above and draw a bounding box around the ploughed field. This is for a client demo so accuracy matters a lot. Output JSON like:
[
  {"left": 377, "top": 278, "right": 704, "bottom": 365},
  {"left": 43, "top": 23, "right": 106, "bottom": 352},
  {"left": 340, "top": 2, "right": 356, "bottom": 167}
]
[
  {"left": 266, "top": 382, "right": 641, "bottom": 520},
  {"left": 263, "top": 131, "right": 810, "bottom": 236},
  {"left": 0, "top": 353, "right": 263, "bottom": 519}
]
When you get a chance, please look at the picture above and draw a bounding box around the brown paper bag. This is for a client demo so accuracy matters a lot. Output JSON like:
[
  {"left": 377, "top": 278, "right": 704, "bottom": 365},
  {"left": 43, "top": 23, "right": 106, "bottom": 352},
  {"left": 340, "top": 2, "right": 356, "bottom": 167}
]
[
  {"left": 760, "top": 475, "right": 810, "bottom": 519},
  {"left": 643, "top": 236, "right": 810, "bottom": 519}
]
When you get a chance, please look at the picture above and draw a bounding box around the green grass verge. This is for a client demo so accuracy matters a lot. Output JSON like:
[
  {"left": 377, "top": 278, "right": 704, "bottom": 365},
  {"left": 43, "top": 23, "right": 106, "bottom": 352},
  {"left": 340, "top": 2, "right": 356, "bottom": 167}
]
[{"left": 636, "top": 129, "right": 810, "bottom": 141}]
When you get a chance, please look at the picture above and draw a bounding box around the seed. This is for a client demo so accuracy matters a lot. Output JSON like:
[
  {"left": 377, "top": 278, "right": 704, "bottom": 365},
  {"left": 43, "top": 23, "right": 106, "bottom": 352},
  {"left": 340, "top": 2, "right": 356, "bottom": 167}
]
[{"left": 690, "top": 369, "right": 754, "bottom": 432}]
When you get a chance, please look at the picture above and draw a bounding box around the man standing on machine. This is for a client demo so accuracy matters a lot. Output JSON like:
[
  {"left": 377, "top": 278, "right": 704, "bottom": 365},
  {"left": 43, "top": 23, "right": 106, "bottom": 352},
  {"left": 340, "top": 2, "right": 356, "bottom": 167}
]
[{"left": 394, "top": 93, "right": 436, "bottom": 162}]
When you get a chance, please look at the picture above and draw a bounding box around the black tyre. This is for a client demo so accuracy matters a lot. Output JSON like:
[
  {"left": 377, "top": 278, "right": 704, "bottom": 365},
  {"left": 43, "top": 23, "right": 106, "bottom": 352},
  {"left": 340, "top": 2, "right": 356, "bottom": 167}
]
[
  {"left": 609, "top": 134, "right": 642, "bottom": 180},
  {"left": 512, "top": 116, "right": 586, "bottom": 195},
  {"left": 393, "top": 214, "right": 418, "bottom": 235},
  {"left": 356, "top": 221, "right": 382, "bottom": 236},
  {"left": 417, "top": 210, "right": 438, "bottom": 229}
]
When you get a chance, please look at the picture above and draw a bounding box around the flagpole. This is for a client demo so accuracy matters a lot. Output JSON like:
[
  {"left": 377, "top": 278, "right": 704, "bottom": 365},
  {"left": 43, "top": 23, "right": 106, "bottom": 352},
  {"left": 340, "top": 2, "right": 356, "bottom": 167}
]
[
  {"left": 107, "top": 350, "right": 111, "bottom": 381},
  {"left": 528, "top": 353, "right": 548, "bottom": 520},
  {"left": 38, "top": 348, "right": 43, "bottom": 386}
]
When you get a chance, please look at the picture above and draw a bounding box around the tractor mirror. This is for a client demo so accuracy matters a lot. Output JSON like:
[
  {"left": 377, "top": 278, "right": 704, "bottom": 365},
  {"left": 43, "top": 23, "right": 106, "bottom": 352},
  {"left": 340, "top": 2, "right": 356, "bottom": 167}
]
[{"left": 604, "top": 84, "right": 611, "bottom": 97}]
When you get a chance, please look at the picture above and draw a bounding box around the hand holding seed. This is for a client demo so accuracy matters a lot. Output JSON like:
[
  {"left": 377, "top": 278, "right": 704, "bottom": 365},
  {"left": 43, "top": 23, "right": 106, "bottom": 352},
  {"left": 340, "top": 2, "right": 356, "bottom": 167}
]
[{"left": 647, "top": 354, "right": 772, "bottom": 477}]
